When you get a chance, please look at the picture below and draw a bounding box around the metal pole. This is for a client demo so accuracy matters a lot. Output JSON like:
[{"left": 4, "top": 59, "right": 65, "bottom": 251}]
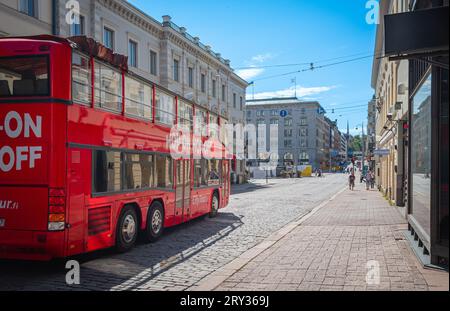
[
  {"left": 329, "top": 150, "right": 332, "bottom": 173},
  {"left": 362, "top": 121, "right": 365, "bottom": 170}
]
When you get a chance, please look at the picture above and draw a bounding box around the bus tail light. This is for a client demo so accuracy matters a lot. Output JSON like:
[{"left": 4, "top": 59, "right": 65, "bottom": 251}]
[{"left": 48, "top": 188, "right": 66, "bottom": 232}]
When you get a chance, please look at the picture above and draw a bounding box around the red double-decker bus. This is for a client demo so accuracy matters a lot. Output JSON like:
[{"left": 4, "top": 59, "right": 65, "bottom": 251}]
[{"left": 0, "top": 35, "right": 231, "bottom": 260}]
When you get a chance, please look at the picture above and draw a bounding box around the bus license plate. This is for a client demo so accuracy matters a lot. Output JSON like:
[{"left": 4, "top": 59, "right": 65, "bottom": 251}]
[{"left": 0, "top": 219, "right": 4, "bottom": 227}]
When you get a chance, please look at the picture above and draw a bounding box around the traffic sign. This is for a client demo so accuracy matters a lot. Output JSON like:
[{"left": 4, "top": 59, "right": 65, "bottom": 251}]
[
  {"left": 280, "top": 110, "right": 288, "bottom": 118},
  {"left": 373, "top": 149, "right": 390, "bottom": 156}
]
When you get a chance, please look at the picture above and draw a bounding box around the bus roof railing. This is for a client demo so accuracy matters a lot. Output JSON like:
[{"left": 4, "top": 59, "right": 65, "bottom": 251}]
[{"left": 0, "top": 35, "right": 128, "bottom": 72}]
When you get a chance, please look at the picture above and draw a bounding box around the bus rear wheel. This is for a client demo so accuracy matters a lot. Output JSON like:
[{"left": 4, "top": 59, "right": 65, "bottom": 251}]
[
  {"left": 115, "top": 206, "right": 138, "bottom": 253},
  {"left": 209, "top": 192, "right": 219, "bottom": 218},
  {"left": 145, "top": 201, "right": 164, "bottom": 242}
]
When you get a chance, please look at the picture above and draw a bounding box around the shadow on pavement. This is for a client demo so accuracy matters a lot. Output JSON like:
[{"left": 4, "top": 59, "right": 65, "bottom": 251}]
[{"left": 0, "top": 212, "right": 243, "bottom": 291}]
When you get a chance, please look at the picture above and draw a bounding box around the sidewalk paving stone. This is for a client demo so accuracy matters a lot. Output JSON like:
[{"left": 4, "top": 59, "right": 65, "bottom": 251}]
[{"left": 214, "top": 183, "right": 449, "bottom": 291}]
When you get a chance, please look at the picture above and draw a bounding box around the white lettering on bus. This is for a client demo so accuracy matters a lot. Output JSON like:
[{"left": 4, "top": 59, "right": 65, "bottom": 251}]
[
  {"left": 0, "top": 146, "right": 14, "bottom": 172},
  {"left": 24, "top": 114, "right": 42, "bottom": 138},
  {"left": 4, "top": 111, "right": 22, "bottom": 138},
  {"left": 1, "top": 111, "right": 42, "bottom": 138},
  {"left": 0, "top": 200, "right": 19, "bottom": 210},
  {"left": 0, "top": 111, "right": 43, "bottom": 172},
  {"left": 30, "top": 146, "right": 42, "bottom": 168},
  {"left": 0, "top": 146, "right": 42, "bottom": 172}
]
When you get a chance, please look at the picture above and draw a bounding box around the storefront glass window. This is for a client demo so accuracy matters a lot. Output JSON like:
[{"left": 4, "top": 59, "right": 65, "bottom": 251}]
[{"left": 411, "top": 73, "right": 432, "bottom": 237}]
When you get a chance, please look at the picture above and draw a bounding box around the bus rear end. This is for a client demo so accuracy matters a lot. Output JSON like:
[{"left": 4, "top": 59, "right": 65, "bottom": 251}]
[{"left": 0, "top": 37, "right": 71, "bottom": 260}]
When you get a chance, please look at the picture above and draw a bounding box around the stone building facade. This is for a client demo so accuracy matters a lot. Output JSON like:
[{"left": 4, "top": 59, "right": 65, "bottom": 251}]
[
  {"left": 245, "top": 97, "right": 330, "bottom": 170},
  {"left": 0, "top": 0, "right": 54, "bottom": 36},
  {"left": 371, "top": 0, "right": 410, "bottom": 206}
]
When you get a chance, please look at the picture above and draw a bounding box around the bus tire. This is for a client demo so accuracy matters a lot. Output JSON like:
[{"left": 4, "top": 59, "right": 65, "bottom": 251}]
[
  {"left": 145, "top": 201, "right": 164, "bottom": 242},
  {"left": 115, "top": 206, "right": 138, "bottom": 253},
  {"left": 209, "top": 192, "right": 220, "bottom": 218}
]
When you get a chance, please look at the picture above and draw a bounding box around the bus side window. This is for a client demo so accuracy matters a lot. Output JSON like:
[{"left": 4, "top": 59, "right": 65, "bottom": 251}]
[
  {"left": 125, "top": 76, "right": 152, "bottom": 120},
  {"left": 155, "top": 155, "right": 173, "bottom": 189},
  {"left": 93, "top": 150, "right": 121, "bottom": 193},
  {"left": 72, "top": 52, "right": 91, "bottom": 105},
  {"left": 122, "top": 153, "right": 155, "bottom": 190},
  {"left": 94, "top": 61, "right": 122, "bottom": 112}
]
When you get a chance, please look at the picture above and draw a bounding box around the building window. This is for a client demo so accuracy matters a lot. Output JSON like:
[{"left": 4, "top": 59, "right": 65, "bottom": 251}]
[
  {"left": 300, "top": 118, "right": 307, "bottom": 126},
  {"left": 257, "top": 110, "right": 266, "bottom": 117},
  {"left": 284, "top": 140, "right": 292, "bottom": 148},
  {"left": 212, "top": 79, "right": 216, "bottom": 98},
  {"left": 240, "top": 96, "right": 243, "bottom": 110},
  {"left": 300, "top": 139, "right": 308, "bottom": 148},
  {"left": 284, "top": 129, "right": 293, "bottom": 137},
  {"left": 103, "top": 27, "right": 114, "bottom": 50},
  {"left": 19, "top": 0, "right": 38, "bottom": 18},
  {"left": 246, "top": 111, "right": 252, "bottom": 118},
  {"left": 70, "top": 15, "right": 85, "bottom": 36},
  {"left": 233, "top": 93, "right": 237, "bottom": 108},
  {"left": 270, "top": 118, "right": 278, "bottom": 125},
  {"left": 300, "top": 128, "right": 308, "bottom": 137},
  {"left": 173, "top": 59, "right": 179, "bottom": 82},
  {"left": 299, "top": 152, "right": 309, "bottom": 162},
  {"left": 284, "top": 118, "right": 293, "bottom": 127},
  {"left": 222, "top": 84, "right": 226, "bottom": 101},
  {"left": 128, "top": 40, "right": 138, "bottom": 68},
  {"left": 150, "top": 50, "right": 157, "bottom": 76},
  {"left": 200, "top": 73, "right": 206, "bottom": 93},
  {"left": 188, "top": 67, "right": 194, "bottom": 88},
  {"left": 257, "top": 119, "right": 265, "bottom": 126}
]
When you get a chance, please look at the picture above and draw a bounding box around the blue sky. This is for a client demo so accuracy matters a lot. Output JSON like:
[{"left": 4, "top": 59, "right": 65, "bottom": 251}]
[{"left": 129, "top": 0, "right": 377, "bottom": 135}]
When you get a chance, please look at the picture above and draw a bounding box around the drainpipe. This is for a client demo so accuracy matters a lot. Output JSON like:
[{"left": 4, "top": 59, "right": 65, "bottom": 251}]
[{"left": 52, "top": 0, "right": 57, "bottom": 35}]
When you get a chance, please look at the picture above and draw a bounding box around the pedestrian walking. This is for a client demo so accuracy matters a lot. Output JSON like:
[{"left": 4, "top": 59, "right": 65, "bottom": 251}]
[
  {"left": 370, "top": 171, "right": 375, "bottom": 189},
  {"left": 349, "top": 174, "right": 355, "bottom": 190}
]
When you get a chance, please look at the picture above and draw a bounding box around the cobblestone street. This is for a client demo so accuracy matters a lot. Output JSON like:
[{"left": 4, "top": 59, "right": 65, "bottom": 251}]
[{"left": 0, "top": 175, "right": 347, "bottom": 291}]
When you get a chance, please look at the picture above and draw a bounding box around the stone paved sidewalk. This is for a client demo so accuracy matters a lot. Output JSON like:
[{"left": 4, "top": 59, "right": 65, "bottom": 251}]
[{"left": 214, "top": 182, "right": 449, "bottom": 291}]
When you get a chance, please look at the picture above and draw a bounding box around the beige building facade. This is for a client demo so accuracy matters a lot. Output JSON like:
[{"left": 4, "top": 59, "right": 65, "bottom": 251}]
[
  {"left": 0, "top": 0, "right": 53, "bottom": 36},
  {"left": 0, "top": 0, "right": 248, "bottom": 182},
  {"left": 371, "top": 0, "right": 411, "bottom": 209}
]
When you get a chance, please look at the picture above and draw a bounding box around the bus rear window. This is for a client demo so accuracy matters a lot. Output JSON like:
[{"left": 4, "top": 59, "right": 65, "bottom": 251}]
[{"left": 0, "top": 56, "right": 49, "bottom": 97}]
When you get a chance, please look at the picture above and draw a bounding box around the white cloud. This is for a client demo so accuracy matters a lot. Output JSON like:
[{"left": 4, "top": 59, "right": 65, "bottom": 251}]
[
  {"left": 250, "top": 53, "right": 274, "bottom": 64},
  {"left": 236, "top": 67, "right": 265, "bottom": 81},
  {"left": 236, "top": 53, "right": 275, "bottom": 81},
  {"left": 247, "top": 85, "right": 337, "bottom": 100}
]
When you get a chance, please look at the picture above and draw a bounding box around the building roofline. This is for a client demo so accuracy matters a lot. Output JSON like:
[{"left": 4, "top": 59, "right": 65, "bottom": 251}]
[
  {"left": 245, "top": 97, "right": 326, "bottom": 112},
  {"left": 101, "top": 1, "right": 248, "bottom": 87}
]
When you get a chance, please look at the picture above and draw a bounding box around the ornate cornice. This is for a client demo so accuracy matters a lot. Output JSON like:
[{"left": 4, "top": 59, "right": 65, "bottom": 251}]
[
  {"left": 98, "top": 0, "right": 162, "bottom": 39},
  {"left": 96, "top": 0, "right": 248, "bottom": 88}
]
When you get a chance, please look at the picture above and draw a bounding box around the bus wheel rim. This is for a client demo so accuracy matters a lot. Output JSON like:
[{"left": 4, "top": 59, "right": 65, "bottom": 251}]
[
  {"left": 212, "top": 196, "right": 219, "bottom": 212},
  {"left": 122, "top": 214, "right": 136, "bottom": 243},
  {"left": 152, "top": 210, "right": 162, "bottom": 233}
]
